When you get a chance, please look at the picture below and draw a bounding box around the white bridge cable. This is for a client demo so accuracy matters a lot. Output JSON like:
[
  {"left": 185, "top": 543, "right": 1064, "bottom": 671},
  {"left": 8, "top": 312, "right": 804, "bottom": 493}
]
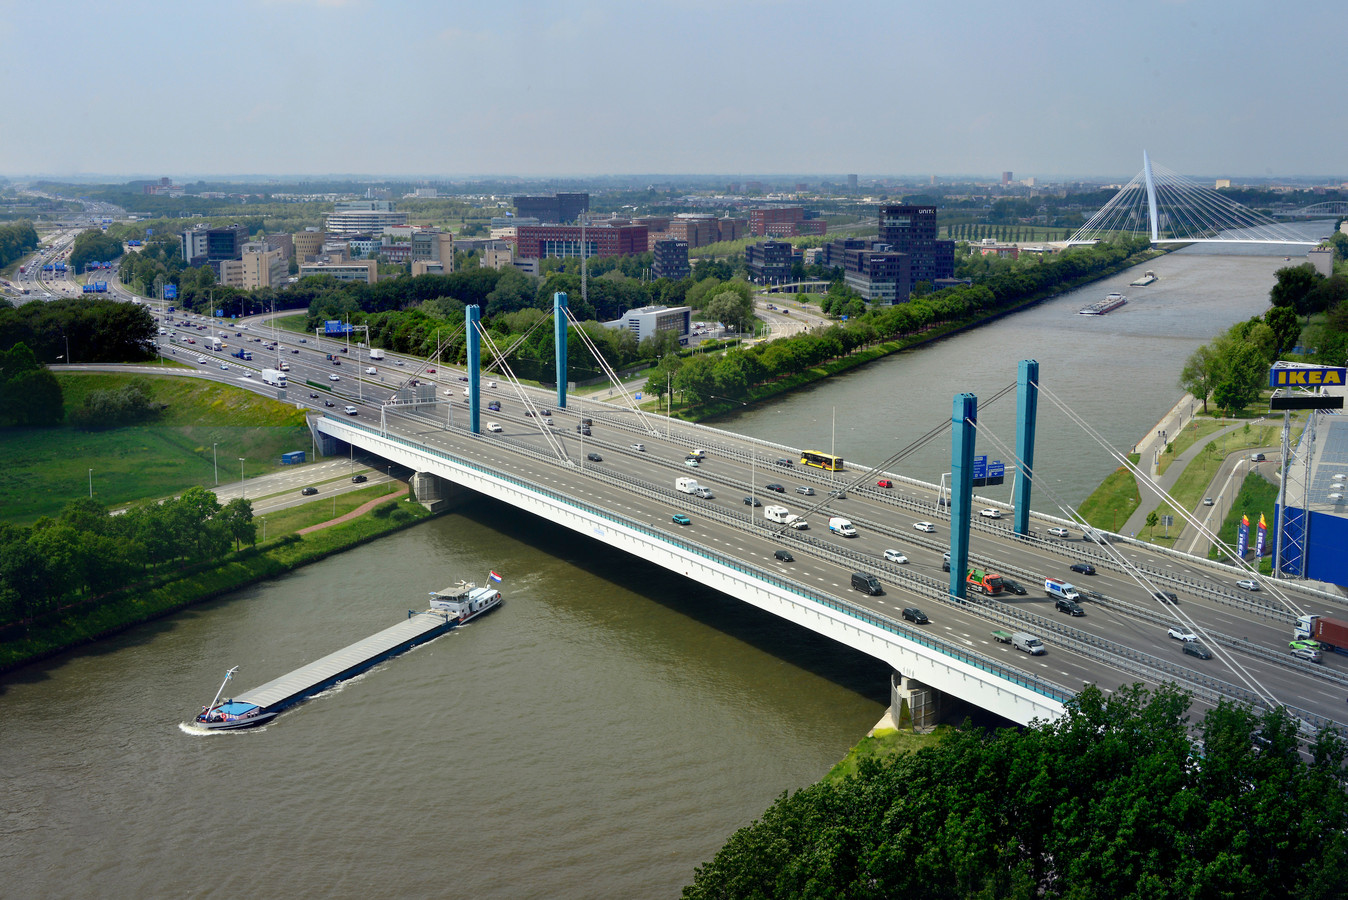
[
  {"left": 479, "top": 313, "right": 553, "bottom": 376},
  {"left": 474, "top": 322, "right": 571, "bottom": 462},
  {"left": 965, "top": 412, "right": 1287, "bottom": 712},
  {"left": 1031, "top": 382, "right": 1308, "bottom": 619},
  {"left": 561, "top": 307, "right": 661, "bottom": 435}
]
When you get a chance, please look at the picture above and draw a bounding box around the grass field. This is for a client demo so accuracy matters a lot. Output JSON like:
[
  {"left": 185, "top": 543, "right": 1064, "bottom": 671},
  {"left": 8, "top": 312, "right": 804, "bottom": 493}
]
[
  {"left": 0, "top": 372, "right": 311, "bottom": 524},
  {"left": 1077, "top": 466, "right": 1142, "bottom": 531}
]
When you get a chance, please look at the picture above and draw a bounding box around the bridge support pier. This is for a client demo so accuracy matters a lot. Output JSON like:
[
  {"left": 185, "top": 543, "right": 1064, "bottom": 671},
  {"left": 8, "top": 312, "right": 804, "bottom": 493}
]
[
  {"left": 1012, "top": 359, "right": 1039, "bottom": 536},
  {"left": 308, "top": 417, "right": 343, "bottom": 457},
  {"left": 891, "top": 671, "right": 943, "bottom": 732},
  {"left": 949, "top": 393, "right": 978, "bottom": 598},
  {"left": 409, "top": 472, "right": 473, "bottom": 514},
  {"left": 554, "top": 291, "right": 568, "bottom": 409}
]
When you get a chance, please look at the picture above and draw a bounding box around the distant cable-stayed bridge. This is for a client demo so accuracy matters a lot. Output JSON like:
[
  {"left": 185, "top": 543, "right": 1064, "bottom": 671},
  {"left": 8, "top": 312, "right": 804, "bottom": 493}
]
[{"left": 1070, "top": 152, "right": 1327, "bottom": 246}]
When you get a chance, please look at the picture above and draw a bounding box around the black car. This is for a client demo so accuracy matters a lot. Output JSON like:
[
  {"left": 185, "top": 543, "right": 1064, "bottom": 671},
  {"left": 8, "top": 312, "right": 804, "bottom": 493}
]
[
  {"left": 743, "top": 496, "right": 761, "bottom": 507},
  {"left": 309, "top": 392, "right": 319, "bottom": 399},
  {"left": 577, "top": 425, "right": 591, "bottom": 435},
  {"left": 1001, "top": 577, "right": 1027, "bottom": 596},
  {"left": 301, "top": 486, "right": 318, "bottom": 496},
  {"left": 1070, "top": 562, "right": 1096, "bottom": 576},
  {"left": 324, "top": 399, "right": 335, "bottom": 407},
  {"left": 765, "top": 483, "right": 785, "bottom": 493},
  {"left": 774, "top": 549, "right": 794, "bottom": 562},
  {"left": 1183, "top": 642, "right": 1212, "bottom": 660},
  {"left": 1153, "top": 590, "right": 1180, "bottom": 604},
  {"left": 774, "top": 457, "right": 793, "bottom": 468},
  {"left": 902, "top": 607, "right": 930, "bottom": 624},
  {"left": 1055, "top": 598, "right": 1085, "bottom": 616},
  {"left": 351, "top": 474, "right": 367, "bottom": 483},
  {"left": 585, "top": 452, "right": 602, "bottom": 462}
]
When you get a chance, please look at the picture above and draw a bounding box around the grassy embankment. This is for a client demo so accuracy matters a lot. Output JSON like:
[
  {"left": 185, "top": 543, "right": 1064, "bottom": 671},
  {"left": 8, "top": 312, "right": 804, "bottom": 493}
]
[
  {"left": 0, "top": 372, "right": 434, "bottom": 671},
  {"left": 825, "top": 726, "right": 952, "bottom": 783}
]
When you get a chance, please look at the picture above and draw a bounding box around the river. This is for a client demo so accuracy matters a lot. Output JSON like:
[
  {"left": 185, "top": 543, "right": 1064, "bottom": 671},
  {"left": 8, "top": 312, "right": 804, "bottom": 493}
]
[{"left": 0, "top": 230, "right": 1328, "bottom": 898}]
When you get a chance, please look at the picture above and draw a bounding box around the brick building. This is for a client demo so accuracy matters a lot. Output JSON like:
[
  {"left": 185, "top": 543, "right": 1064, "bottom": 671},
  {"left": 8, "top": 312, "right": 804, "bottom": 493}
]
[{"left": 515, "top": 224, "right": 648, "bottom": 260}]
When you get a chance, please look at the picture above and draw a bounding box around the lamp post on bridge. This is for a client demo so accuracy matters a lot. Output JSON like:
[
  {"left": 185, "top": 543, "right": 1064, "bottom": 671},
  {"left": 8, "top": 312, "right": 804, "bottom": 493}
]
[{"left": 239, "top": 458, "right": 245, "bottom": 498}]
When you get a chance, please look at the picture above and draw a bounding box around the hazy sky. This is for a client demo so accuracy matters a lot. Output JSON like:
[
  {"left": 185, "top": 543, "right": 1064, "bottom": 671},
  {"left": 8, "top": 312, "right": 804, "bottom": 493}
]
[{"left": 4, "top": 0, "right": 1344, "bottom": 180}]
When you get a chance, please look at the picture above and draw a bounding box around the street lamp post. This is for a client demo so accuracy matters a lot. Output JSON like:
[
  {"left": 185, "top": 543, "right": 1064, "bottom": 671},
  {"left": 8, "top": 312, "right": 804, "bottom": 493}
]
[
  {"left": 213, "top": 442, "right": 219, "bottom": 486},
  {"left": 239, "top": 458, "right": 245, "bottom": 498},
  {"left": 88, "top": 468, "right": 92, "bottom": 498}
]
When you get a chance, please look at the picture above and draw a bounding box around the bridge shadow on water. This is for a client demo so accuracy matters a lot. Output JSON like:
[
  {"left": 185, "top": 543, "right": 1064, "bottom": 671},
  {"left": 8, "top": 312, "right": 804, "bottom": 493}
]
[{"left": 460, "top": 500, "right": 1018, "bottom": 732}]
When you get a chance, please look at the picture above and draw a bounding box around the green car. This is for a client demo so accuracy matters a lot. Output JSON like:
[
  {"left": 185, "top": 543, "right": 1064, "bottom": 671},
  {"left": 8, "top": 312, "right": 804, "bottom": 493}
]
[
  {"left": 1289, "top": 639, "right": 1321, "bottom": 651},
  {"left": 672, "top": 513, "right": 691, "bottom": 525}
]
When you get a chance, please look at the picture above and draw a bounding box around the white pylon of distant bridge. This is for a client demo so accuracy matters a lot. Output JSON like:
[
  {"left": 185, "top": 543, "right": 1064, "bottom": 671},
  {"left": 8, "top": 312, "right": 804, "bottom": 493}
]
[{"left": 1069, "top": 151, "right": 1323, "bottom": 246}]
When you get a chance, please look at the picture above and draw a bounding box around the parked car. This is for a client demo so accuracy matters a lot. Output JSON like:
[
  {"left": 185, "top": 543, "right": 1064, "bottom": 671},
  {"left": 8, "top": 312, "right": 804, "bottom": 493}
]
[
  {"left": 1168, "top": 627, "right": 1198, "bottom": 642},
  {"left": 883, "top": 548, "right": 908, "bottom": 564},
  {"left": 979, "top": 508, "right": 1002, "bottom": 518},
  {"left": 913, "top": 521, "right": 936, "bottom": 532},
  {"left": 765, "top": 483, "right": 785, "bottom": 493},
  {"left": 1183, "top": 643, "right": 1213, "bottom": 660},
  {"left": 1070, "top": 562, "right": 1096, "bottom": 576},
  {"left": 301, "top": 486, "right": 318, "bottom": 496},
  {"left": 773, "top": 549, "right": 794, "bottom": 562},
  {"left": 902, "top": 607, "right": 929, "bottom": 625},
  {"left": 1047, "top": 526, "right": 1071, "bottom": 538},
  {"left": 876, "top": 479, "right": 893, "bottom": 488},
  {"left": 672, "top": 513, "right": 691, "bottom": 526}
]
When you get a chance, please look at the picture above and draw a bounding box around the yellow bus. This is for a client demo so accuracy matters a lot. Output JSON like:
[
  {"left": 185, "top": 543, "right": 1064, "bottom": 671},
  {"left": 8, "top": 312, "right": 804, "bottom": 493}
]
[{"left": 800, "top": 450, "right": 844, "bottom": 471}]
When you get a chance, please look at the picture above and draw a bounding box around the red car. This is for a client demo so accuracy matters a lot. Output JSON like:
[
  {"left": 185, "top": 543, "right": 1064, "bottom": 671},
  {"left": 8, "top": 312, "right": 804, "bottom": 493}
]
[
  {"left": 877, "top": 479, "right": 893, "bottom": 488},
  {"left": 427, "top": 367, "right": 436, "bottom": 373}
]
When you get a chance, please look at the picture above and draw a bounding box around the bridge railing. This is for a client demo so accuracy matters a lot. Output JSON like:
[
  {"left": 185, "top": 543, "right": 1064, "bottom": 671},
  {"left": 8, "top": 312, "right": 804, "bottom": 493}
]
[{"left": 325, "top": 414, "right": 1076, "bottom": 706}]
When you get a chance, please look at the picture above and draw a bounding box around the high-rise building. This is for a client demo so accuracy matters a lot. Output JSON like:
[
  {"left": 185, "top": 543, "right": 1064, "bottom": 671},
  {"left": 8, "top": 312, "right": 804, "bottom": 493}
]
[
  {"left": 847, "top": 174, "right": 858, "bottom": 193},
  {"left": 876, "top": 205, "right": 954, "bottom": 289},
  {"left": 1002, "top": 171, "right": 1013, "bottom": 186},
  {"left": 512, "top": 192, "right": 590, "bottom": 224},
  {"left": 410, "top": 229, "right": 454, "bottom": 271},
  {"left": 652, "top": 239, "right": 690, "bottom": 281},
  {"left": 292, "top": 229, "right": 326, "bottom": 262},
  {"left": 515, "top": 224, "right": 647, "bottom": 260},
  {"left": 180, "top": 224, "right": 250, "bottom": 274},
  {"left": 745, "top": 241, "right": 794, "bottom": 284}
]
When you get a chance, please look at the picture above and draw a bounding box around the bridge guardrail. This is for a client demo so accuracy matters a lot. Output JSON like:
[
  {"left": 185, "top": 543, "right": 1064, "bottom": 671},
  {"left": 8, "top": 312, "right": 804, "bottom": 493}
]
[{"left": 327, "top": 413, "right": 1076, "bottom": 706}]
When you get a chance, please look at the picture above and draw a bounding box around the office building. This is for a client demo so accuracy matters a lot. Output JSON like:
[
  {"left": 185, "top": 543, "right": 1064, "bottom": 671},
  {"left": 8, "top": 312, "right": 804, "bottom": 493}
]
[
  {"left": 744, "top": 241, "right": 794, "bottom": 284},
  {"left": 876, "top": 204, "right": 955, "bottom": 288},
  {"left": 411, "top": 260, "right": 447, "bottom": 276},
  {"left": 512, "top": 192, "right": 589, "bottom": 224},
  {"left": 515, "top": 223, "right": 648, "bottom": 260},
  {"left": 842, "top": 244, "right": 909, "bottom": 303},
  {"left": 749, "top": 207, "right": 826, "bottom": 238},
  {"left": 410, "top": 228, "right": 454, "bottom": 270},
  {"left": 241, "top": 247, "right": 287, "bottom": 290},
  {"left": 298, "top": 259, "right": 378, "bottom": 284},
  {"left": 652, "top": 239, "right": 690, "bottom": 281},
  {"left": 847, "top": 174, "right": 858, "bottom": 192},
  {"left": 292, "top": 229, "right": 326, "bottom": 262},
  {"left": 605, "top": 305, "right": 691, "bottom": 345},
  {"left": 482, "top": 245, "right": 514, "bottom": 271},
  {"left": 180, "top": 224, "right": 250, "bottom": 273},
  {"left": 325, "top": 200, "right": 408, "bottom": 235}
]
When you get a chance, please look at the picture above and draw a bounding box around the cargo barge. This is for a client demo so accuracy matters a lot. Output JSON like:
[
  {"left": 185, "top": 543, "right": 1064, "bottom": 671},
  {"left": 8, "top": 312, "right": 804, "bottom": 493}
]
[
  {"left": 193, "top": 580, "right": 502, "bottom": 730},
  {"left": 1078, "top": 292, "right": 1128, "bottom": 316},
  {"left": 1130, "top": 270, "right": 1157, "bottom": 286}
]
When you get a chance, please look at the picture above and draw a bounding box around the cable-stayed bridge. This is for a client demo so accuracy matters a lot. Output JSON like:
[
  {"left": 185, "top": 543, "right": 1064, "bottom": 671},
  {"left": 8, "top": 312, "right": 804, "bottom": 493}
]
[{"left": 1070, "top": 152, "right": 1331, "bottom": 246}]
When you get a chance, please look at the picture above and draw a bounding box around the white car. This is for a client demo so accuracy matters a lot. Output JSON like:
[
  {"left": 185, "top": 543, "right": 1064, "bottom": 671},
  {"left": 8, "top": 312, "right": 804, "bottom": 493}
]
[
  {"left": 329, "top": 374, "right": 340, "bottom": 382},
  {"left": 913, "top": 521, "right": 936, "bottom": 533},
  {"left": 344, "top": 405, "right": 358, "bottom": 415},
  {"left": 1167, "top": 627, "right": 1198, "bottom": 642},
  {"left": 1047, "top": 526, "right": 1071, "bottom": 538},
  {"left": 486, "top": 421, "right": 503, "bottom": 432},
  {"left": 630, "top": 443, "right": 645, "bottom": 452},
  {"left": 883, "top": 549, "right": 909, "bottom": 564},
  {"left": 979, "top": 508, "right": 1002, "bottom": 519},
  {"left": 197, "top": 357, "right": 207, "bottom": 364},
  {"left": 1235, "top": 579, "right": 1260, "bottom": 592},
  {"left": 366, "top": 367, "right": 377, "bottom": 374},
  {"left": 219, "top": 363, "right": 229, "bottom": 370}
]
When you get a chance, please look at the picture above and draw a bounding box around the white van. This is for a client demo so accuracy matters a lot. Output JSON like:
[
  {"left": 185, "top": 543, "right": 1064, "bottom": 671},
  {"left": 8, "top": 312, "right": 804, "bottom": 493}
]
[
  {"left": 676, "top": 477, "right": 699, "bottom": 494},
  {"left": 693, "top": 486, "right": 714, "bottom": 499},
  {"left": 828, "top": 517, "right": 857, "bottom": 537},
  {"left": 1044, "top": 578, "right": 1080, "bottom": 601},
  {"left": 1012, "top": 632, "right": 1046, "bottom": 655},
  {"left": 486, "top": 421, "right": 503, "bottom": 432}
]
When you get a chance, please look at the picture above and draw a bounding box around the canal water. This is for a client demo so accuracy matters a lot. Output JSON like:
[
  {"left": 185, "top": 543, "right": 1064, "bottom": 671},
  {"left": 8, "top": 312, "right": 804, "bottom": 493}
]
[{"left": 0, "top": 232, "right": 1327, "bottom": 899}]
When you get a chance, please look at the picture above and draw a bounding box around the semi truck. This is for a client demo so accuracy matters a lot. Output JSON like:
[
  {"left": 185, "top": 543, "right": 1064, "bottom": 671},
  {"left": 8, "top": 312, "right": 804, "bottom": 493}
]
[
  {"left": 966, "top": 568, "right": 1005, "bottom": 596},
  {"left": 261, "top": 368, "right": 288, "bottom": 388},
  {"left": 231, "top": 348, "right": 252, "bottom": 361},
  {"left": 210, "top": 337, "right": 222, "bottom": 351},
  {"left": 1295, "top": 615, "right": 1348, "bottom": 655}
]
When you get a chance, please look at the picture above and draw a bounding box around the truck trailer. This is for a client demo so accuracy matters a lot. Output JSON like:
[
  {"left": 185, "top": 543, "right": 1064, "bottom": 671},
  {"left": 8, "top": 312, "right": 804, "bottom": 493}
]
[
  {"left": 261, "top": 368, "right": 288, "bottom": 388},
  {"left": 368, "top": 348, "right": 384, "bottom": 360},
  {"left": 1295, "top": 615, "right": 1348, "bottom": 655}
]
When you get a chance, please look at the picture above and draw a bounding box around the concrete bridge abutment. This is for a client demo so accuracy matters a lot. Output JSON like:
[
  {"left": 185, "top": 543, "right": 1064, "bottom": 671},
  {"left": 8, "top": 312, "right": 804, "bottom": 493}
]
[
  {"left": 409, "top": 472, "right": 474, "bottom": 514},
  {"left": 891, "top": 671, "right": 944, "bottom": 732}
]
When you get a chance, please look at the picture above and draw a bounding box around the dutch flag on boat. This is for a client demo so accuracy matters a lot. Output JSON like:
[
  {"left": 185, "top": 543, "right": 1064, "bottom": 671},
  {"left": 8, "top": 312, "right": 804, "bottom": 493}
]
[{"left": 489, "top": 571, "right": 502, "bottom": 583}]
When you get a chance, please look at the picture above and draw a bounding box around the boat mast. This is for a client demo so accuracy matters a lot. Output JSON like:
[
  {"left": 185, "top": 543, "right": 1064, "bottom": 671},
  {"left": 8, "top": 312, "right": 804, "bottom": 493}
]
[{"left": 204, "top": 666, "right": 238, "bottom": 717}]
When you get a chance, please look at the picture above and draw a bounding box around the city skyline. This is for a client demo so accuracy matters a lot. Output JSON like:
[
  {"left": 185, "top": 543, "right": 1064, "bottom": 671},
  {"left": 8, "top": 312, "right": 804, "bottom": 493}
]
[{"left": 4, "top": 0, "right": 1345, "bottom": 180}]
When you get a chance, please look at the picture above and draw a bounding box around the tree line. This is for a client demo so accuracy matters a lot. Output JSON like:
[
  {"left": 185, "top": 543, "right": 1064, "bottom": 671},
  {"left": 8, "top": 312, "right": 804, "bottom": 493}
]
[
  {"left": 683, "top": 684, "right": 1348, "bottom": 899},
  {"left": 0, "top": 490, "right": 256, "bottom": 629},
  {"left": 0, "top": 220, "right": 39, "bottom": 269}
]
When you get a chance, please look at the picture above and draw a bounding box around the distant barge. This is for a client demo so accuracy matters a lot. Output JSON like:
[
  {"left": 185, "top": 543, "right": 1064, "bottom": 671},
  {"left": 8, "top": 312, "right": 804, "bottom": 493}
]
[
  {"left": 1079, "top": 292, "right": 1128, "bottom": 316},
  {"left": 193, "top": 581, "right": 503, "bottom": 730},
  {"left": 1130, "top": 270, "right": 1157, "bottom": 286}
]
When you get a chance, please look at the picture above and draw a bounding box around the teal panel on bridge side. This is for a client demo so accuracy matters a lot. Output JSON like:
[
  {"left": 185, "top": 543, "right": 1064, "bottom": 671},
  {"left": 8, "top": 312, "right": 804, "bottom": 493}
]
[
  {"left": 554, "top": 291, "right": 568, "bottom": 409},
  {"left": 467, "top": 304, "right": 481, "bottom": 434},
  {"left": 1013, "top": 360, "right": 1039, "bottom": 535},
  {"left": 950, "top": 393, "right": 977, "bottom": 599}
]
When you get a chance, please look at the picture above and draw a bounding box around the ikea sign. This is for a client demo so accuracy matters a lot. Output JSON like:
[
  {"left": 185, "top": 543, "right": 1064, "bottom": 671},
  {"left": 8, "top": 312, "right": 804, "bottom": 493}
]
[{"left": 1269, "top": 366, "right": 1345, "bottom": 388}]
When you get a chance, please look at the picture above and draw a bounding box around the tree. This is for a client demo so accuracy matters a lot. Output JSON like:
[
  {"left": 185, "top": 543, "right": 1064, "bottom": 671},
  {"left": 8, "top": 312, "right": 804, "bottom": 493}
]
[
  {"left": 1268, "top": 263, "right": 1321, "bottom": 315},
  {"left": 1212, "top": 340, "right": 1267, "bottom": 414},
  {"left": 1265, "top": 305, "right": 1302, "bottom": 357},
  {"left": 1178, "top": 344, "right": 1222, "bottom": 414},
  {"left": 0, "top": 343, "right": 64, "bottom": 426},
  {"left": 218, "top": 497, "right": 257, "bottom": 550},
  {"left": 1146, "top": 510, "right": 1159, "bottom": 530}
]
